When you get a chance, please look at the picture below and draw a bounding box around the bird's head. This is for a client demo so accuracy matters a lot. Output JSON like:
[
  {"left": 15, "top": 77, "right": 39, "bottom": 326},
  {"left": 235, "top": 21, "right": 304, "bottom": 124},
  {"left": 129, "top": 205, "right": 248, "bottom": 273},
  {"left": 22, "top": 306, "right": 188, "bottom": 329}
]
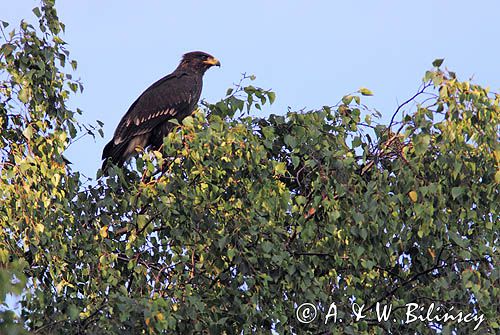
[{"left": 178, "top": 51, "right": 220, "bottom": 74}]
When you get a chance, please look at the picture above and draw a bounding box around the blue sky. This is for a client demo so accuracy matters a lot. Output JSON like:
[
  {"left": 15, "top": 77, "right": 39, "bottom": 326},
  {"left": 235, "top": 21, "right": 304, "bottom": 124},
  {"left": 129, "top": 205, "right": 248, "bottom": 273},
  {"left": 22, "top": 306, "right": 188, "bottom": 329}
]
[{"left": 2, "top": 1, "right": 500, "bottom": 178}]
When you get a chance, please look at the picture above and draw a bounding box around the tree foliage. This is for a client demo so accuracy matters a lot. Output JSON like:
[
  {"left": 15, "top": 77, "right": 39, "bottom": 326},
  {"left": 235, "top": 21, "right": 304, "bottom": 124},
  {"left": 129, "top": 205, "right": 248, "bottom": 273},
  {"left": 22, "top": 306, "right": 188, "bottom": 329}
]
[{"left": 1, "top": 2, "right": 498, "bottom": 334}]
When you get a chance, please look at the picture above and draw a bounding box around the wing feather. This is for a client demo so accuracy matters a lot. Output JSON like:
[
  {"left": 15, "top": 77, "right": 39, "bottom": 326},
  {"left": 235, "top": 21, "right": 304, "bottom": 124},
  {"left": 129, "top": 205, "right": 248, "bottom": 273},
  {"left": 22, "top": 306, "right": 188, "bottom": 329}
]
[{"left": 112, "top": 71, "right": 202, "bottom": 146}]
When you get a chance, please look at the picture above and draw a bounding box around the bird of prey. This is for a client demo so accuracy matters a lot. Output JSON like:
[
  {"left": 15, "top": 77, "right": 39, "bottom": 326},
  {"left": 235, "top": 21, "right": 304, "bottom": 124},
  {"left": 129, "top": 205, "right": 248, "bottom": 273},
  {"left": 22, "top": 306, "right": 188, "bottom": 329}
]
[{"left": 101, "top": 51, "right": 220, "bottom": 171}]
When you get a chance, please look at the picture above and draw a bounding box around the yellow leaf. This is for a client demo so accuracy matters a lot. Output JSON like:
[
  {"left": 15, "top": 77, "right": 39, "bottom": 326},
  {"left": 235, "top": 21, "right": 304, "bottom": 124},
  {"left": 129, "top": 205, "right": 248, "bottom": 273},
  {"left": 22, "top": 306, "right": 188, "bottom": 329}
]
[
  {"left": 408, "top": 191, "right": 418, "bottom": 202},
  {"left": 358, "top": 87, "right": 374, "bottom": 96},
  {"left": 305, "top": 207, "right": 316, "bottom": 218},
  {"left": 274, "top": 162, "right": 287, "bottom": 175},
  {"left": 99, "top": 226, "right": 108, "bottom": 238},
  {"left": 0, "top": 249, "right": 9, "bottom": 263},
  {"left": 52, "top": 173, "right": 61, "bottom": 187},
  {"left": 35, "top": 223, "right": 45, "bottom": 234},
  {"left": 428, "top": 248, "right": 436, "bottom": 260},
  {"left": 182, "top": 116, "right": 194, "bottom": 128}
]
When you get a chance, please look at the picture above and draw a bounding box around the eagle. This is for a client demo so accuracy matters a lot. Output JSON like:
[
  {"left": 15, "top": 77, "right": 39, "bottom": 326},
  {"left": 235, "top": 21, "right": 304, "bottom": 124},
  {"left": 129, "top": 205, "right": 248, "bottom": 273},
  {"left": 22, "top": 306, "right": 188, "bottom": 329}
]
[{"left": 101, "top": 51, "right": 220, "bottom": 171}]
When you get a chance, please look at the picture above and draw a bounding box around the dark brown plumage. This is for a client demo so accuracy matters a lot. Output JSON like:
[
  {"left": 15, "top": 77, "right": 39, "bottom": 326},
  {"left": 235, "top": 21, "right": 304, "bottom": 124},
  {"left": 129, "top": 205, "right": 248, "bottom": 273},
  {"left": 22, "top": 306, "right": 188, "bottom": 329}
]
[{"left": 101, "top": 51, "right": 220, "bottom": 171}]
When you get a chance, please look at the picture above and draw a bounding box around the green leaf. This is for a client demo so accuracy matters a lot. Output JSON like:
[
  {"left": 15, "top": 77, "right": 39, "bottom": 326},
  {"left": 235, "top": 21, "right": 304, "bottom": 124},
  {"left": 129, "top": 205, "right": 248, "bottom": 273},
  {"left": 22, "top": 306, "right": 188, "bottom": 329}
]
[
  {"left": 361, "top": 259, "right": 375, "bottom": 270},
  {"left": 432, "top": 58, "right": 444, "bottom": 67},
  {"left": 32, "top": 7, "right": 42, "bottom": 18},
  {"left": 268, "top": 91, "right": 276, "bottom": 104},
  {"left": 364, "top": 114, "right": 371, "bottom": 125},
  {"left": 261, "top": 241, "right": 273, "bottom": 253},
  {"left": 169, "top": 118, "right": 180, "bottom": 126},
  {"left": 451, "top": 187, "right": 463, "bottom": 199},
  {"left": 18, "top": 88, "right": 29, "bottom": 103},
  {"left": 284, "top": 134, "right": 296, "bottom": 148},
  {"left": 227, "top": 248, "right": 236, "bottom": 261},
  {"left": 449, "top": 231, "right": 468, "bottom": 248},
  {"left": 342, "top": 95, "right": 354, "bottom": 104}
]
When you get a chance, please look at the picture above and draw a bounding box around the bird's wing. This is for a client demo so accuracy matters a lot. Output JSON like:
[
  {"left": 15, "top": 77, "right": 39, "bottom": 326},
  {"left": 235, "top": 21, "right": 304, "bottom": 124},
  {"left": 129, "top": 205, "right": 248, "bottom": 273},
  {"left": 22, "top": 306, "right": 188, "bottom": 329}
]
[{"left": 112, "top": 71, "right": 201, "bottom": 146}]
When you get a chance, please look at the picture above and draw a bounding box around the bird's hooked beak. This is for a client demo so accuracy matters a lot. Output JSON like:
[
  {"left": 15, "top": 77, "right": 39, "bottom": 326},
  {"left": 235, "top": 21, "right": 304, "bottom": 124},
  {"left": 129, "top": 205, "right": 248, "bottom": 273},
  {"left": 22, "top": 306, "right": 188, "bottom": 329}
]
[{"left": 203, "top": 57, "right": 221, "bottom": 67}]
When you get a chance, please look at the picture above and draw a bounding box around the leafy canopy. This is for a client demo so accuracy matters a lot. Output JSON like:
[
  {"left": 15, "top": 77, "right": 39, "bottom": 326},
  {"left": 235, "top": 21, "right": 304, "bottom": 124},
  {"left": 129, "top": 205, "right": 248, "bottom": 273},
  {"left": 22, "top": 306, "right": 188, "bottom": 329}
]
[{"left": 0, "top": 2, "right": 498, "bottom": 334}]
